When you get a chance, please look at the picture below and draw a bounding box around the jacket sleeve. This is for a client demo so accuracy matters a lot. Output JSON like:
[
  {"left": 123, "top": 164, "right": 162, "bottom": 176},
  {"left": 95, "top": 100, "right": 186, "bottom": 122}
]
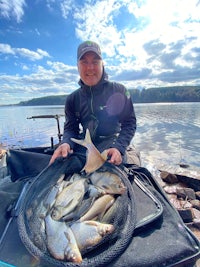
[
  {"left": 111, "top": 86, "right": 137, "bottom": 155},
  {"left": 61, "top": 92, "right": 80, "bottom": 149}
]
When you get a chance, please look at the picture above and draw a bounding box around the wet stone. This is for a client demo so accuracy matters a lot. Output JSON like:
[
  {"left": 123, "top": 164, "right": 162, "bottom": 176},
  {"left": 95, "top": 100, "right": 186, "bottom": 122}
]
[
  {"left": 195, "top": 191, "right": 200, "bottom": 200},
  {"left": 177, "top": 208, "right": 194, "bottom": 223},
  {"left": 179, "top": 200, "right": 193, "bottom": 209},
  {"left": 160, "top": 171, "right": 179, "bottom": 184},
  {"left": 176, "top": 188, "right": 196, "bottom": 200},
  {"left": 158, "top": 170, "right": 200, "bottom": 241},
  {"left": 192, "top": 208, "right": 200, "bottom": 221},
  {"left": 193, "top": 219, "right": 200, "bottom": 229},
  {"left": 190, "top": 200, "right": 200, "bottom": 211}
]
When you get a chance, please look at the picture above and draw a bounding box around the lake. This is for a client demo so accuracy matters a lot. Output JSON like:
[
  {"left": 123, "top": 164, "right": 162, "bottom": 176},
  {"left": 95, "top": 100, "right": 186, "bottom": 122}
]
[{"left": 0, "top": 102, "right": 200, "bottom": 167}]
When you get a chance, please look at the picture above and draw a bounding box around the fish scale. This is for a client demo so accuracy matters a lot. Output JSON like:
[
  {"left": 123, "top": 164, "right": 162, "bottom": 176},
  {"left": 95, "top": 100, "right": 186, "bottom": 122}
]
[
  {"left": 79, "top": 194, "right": 115, "bottom": 222},
  {"left": 51, "top": 178, "right": 87, "bottom": 220}
]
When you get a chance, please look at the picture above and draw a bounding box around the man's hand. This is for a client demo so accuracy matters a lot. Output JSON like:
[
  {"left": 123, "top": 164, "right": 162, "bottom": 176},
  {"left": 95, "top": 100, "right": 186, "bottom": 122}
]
[
  {"left": 106, "top": 148, "right": 122, "bottom": 165},
  {"left": 49, "top": 143, "right": 73, "bottom": 165}
]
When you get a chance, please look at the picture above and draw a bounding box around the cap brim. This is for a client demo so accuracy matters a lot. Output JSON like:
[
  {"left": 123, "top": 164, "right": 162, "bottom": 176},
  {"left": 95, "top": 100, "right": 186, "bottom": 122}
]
[{"left": 78, "top": 47, "right": 102, "bottom": 61}]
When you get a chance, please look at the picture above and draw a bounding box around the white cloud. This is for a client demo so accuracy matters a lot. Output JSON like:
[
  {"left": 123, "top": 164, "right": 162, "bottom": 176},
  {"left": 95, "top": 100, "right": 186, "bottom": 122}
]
[
  {"left": 72, "top": 0, "right": 200, "bottom": 63},
  {"left": 0, "top": 61, "right": 79, "bottom": 104},
  {"left": 74, "top": 0, "right": 122, "bottom": 46},
  {"left": 22, "top": 64, "right": 29, "bottom": 70},
  {"left": 0, "top": 43, "right": 15, "bottom": 55},
  {"left": 60, "top": 0, "right": 74, "bottom": 18},
  {"left": 1, "top": 0, "right": 200, "bottom": 105},
  {"left": 0, "top": 43, "right": 50, "bottom": 61},
  {"left": 0, "top": 0, "right": 26, "bottom": 23}
]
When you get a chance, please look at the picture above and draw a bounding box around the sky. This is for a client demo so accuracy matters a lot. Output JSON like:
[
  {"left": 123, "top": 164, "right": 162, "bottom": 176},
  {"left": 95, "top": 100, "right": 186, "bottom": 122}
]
[{"left": 0, "top": 0, "right": 200, "bottom": 105}]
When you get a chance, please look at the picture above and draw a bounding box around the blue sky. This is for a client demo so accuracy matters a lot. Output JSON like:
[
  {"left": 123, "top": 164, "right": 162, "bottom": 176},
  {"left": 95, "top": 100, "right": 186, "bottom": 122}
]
[{"left": 0, "top": 0, "right": 200, "bottom": 105}]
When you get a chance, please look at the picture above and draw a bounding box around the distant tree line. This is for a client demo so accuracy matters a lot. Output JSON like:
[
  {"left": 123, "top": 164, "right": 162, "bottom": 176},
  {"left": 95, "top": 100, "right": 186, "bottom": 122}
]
[
  {"left": 129, "top": 86, "right": 200, "bottom": 103},
  {"left": 18, "top": 95, "right": 66, "bottom": 106},
  {"left": 17, "top": 86, "right": 200, "bottom": 106}
]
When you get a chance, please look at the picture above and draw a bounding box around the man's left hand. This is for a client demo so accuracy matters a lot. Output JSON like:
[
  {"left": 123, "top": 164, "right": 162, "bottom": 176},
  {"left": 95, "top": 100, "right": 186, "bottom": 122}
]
[{"left": 106, "top": 148, "right": 122, "bottom": 165}]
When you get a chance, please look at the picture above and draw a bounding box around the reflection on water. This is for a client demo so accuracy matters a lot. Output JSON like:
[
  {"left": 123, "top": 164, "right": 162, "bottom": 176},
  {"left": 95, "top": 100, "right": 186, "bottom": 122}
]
[
  {"left": 134, "top": 102, "right": 200, "bottom": 167},
  {"left": 0, "top": 103, "right": 200, "bottom": 167},
  {"left": 0, "top": 106, "right": 65, "bottom": 148}
]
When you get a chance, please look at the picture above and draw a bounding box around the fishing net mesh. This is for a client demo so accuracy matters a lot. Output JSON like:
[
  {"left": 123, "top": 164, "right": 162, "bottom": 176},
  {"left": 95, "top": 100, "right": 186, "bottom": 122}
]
[{"left": 17, "top": 155, "right": 136, "bottom": 267}]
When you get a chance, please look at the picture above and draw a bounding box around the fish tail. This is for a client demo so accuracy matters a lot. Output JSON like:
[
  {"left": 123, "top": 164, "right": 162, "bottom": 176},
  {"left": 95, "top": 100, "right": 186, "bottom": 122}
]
[{"left": 71, "top": 129, "right": 92, "bottom": 148}]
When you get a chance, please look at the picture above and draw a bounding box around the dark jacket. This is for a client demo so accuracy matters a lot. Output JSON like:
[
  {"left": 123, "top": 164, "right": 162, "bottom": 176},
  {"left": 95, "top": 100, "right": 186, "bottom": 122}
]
[{"left": 62, "top": 70, "right": 136, "bottom": 155}]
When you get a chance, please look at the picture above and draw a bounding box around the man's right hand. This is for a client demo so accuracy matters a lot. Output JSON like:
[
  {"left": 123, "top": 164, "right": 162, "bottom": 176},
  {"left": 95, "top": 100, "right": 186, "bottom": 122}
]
[{"left": 49, "top": 143, "right": 73, "bottom": 165}]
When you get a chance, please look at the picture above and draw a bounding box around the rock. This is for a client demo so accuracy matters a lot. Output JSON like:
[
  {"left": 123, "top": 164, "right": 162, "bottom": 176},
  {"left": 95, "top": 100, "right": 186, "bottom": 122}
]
[
  {"left": 186, "top": 223, "right": 200, "bottom": 239},
  {"left": 195, "top": 191, "right": 200, "bottom": 200},
  {"left": 160, "top": 171, "right": 178, "bottom": 184},
  {"left": 190, "top": 200, "right": 200, "bottom": 211},
  {"left": 178, "top": 208, "right": 194, "bottom": 223},
  {"left": 176, "top": 188, "right": 196, "bottom": 200},
  {"left": 155, "top": 166, "right": 200, "bottom": 241},
  {"left": 169, "top": 197, "right": 192, "bottom": 210},
  {"left": 163, "top": 185, "right": 177, "bottom": 194},
  {"left": 192, "top": 208, "right": 200, "bottom": 220},
  {"left": 179, "top": 200, "right": 193, "bottom": 209},
  {"left": 193, "top": 219, "right": 200, "bottom": 229},
  {"left": 168, "top": 195, "right": 182, "bottom": 209}
]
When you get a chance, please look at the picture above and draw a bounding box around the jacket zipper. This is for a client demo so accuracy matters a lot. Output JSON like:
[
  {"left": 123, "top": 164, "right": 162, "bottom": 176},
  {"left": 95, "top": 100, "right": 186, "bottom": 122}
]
[{"left": 89, "top": 86, "right": 94, "bottom": 114}]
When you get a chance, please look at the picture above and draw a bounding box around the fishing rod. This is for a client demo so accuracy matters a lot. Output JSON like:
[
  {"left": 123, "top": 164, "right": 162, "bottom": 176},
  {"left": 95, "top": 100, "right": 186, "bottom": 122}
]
[{"left": 27, "top": 114, "right": 64, "bottom": 145}]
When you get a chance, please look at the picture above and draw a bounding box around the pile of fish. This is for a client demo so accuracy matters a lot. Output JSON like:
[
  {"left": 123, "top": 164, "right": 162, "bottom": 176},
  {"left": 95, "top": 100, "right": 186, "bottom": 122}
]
[
  {"left": 25, "top": 129, "right": 127, "bottom": 263},
  {"left": 26, "top": 171, "right": 126, "bottom": 263}
]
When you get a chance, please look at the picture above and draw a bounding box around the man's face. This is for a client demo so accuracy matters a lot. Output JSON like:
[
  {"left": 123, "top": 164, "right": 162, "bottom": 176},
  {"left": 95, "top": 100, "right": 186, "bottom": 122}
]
[{"left": 78, "top": 51, "right": 103, "bottom": 86}]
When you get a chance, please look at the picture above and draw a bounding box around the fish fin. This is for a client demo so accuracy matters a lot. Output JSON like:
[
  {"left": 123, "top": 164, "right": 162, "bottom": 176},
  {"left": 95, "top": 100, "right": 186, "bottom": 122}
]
[
  {"left": 85, "top": 128, "right": 92, "bottom": 143},
  {"left": 65, "top": 198, "right": 74, "bottom": 208},
  {"left": 71, "top": 129, "right": 92, "bottom": 148},
  {"left": 84, "top": 220, "right": 98, "bottom": 226},
  {"left": 64, "top": 231, "right": 71, "bottom": 243}
]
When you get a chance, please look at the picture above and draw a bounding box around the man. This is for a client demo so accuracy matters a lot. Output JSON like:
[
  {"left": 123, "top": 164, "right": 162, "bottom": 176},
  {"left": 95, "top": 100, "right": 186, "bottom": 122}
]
[{"left": 50, "top": 41, "right": 139, "bottom": 166}]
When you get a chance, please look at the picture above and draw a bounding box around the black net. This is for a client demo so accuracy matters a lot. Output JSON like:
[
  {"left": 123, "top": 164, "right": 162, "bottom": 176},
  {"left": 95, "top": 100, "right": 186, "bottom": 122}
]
[{"left": 17, "top": 154, "right": 136, "bottom": 267}]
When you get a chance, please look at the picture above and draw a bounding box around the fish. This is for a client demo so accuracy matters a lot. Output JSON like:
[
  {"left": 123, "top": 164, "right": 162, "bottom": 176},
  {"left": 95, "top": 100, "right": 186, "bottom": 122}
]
[
  {"left": 44, "top": 213, "right": 82, "bottom": 262},
  {"left": 79, "top": 194, "right": 115, "bottom": 222},
  {"left": 51, "top": 178, "right": 87, "bottom": 220},
  {"left": 71, "top": 128, "right": 108, "bottom": 174},
  {"left": 101, "top": 195, "right": 122, "bottom": 224},
  {"left": 69, "top": 172, "right": 86, "bottom": 182},
  {"left": 89, "top": 171, "right": 126, "bottom": 195},
  {"left": 43, "top": 181, "right": 65, "bottom": 210},
  {"left": 27, "top": 200, "right": 47, "bottom": 252},
  {"left": 88, "top": 184, "right": 106, "bottom": 198},
  {"left": 43, "top": 174, "right": 70, "bottom": 211},
  {"left": 62, "top": 196, "right": 95, "bottom": 222},
  {"left": 71, "top": 220, "right": 114, "bottom": 252}
]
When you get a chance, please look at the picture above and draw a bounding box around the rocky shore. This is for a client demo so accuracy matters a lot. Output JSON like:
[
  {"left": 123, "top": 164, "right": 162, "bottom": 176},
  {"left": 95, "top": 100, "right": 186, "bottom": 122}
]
[
  {"left": 143, "top": 160, "right": 200, "bottom": 231},
  {"left": 148, "top": 162, "right": 200, "bottom": 266},
  {"left": 159, "top": 170, "right": 200, "bottom": 238}
]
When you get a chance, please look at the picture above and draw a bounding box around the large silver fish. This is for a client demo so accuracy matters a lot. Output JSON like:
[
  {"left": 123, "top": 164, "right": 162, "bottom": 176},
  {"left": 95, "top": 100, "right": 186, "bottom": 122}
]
[
  {"left": 43, "top": 176, "right": 67, "bottom": 210},
  {"left": 26, "top": 199, "right": 47, "bottom": 252},
  {"left": 89, "top": 171, "right": 126, "bottom": 195},
  {"left": 71, "top": 129, "right": 108, "bottom": 174},
  {"left": 71, "top": 220, "right": 114, "bottom": 252},
  {"left": 51, "top": 178, "right": 86, "bottom": 221},
  {"left": 62, "top": 196, "right": 95, "bottom": 222},
  {"left": 45, "top": 214, "right": 82, "bottom": 262},
  {"left": 79, "top": 194, "right": 115, "bottom": 222},
  {"left": 101, "top": 195, "right": 122, "bottom": 224}
]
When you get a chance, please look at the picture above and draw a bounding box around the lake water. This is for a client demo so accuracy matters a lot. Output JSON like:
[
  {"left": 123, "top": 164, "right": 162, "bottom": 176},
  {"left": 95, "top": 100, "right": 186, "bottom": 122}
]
[{"left": 0, "top": 103, "right": 200, "bottom": 167}]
